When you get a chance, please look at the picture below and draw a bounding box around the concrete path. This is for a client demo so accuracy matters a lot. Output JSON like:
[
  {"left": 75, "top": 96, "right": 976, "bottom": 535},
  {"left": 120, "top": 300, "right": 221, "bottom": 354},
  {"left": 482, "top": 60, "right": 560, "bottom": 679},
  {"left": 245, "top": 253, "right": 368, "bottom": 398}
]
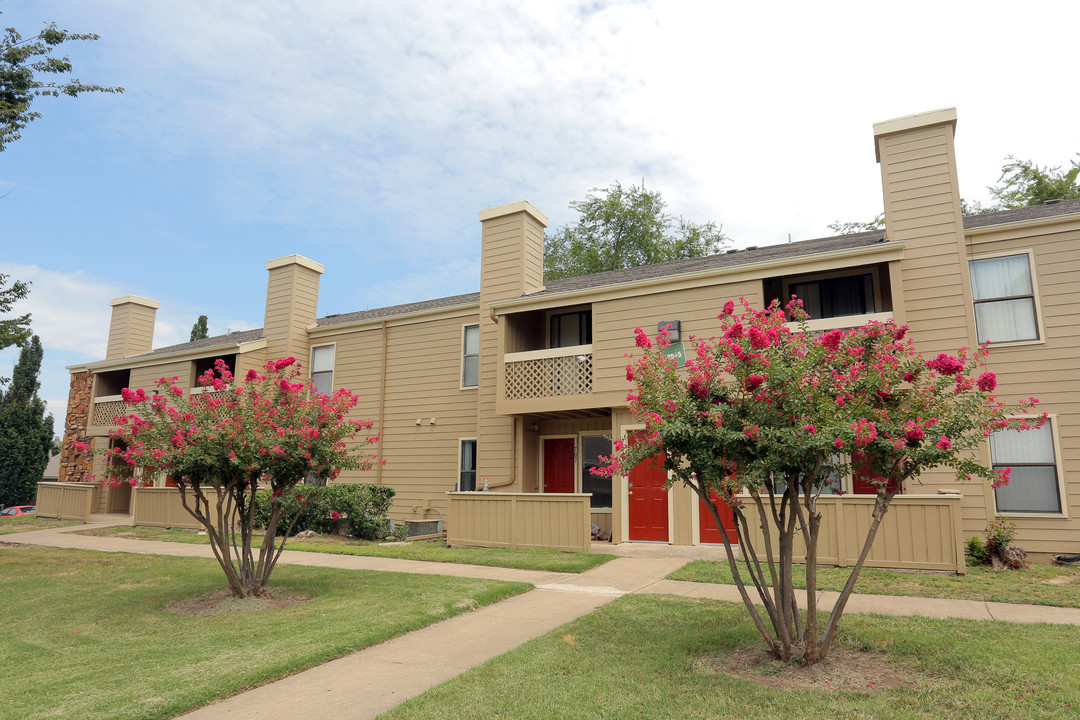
[{"left": 4, "top": 523, "right": 1080, "bottom": 719}]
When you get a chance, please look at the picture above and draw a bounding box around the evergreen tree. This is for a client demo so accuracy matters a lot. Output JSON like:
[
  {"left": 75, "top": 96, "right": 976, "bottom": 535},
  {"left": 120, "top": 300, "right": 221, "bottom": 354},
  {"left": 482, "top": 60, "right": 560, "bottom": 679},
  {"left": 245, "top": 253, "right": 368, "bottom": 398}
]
[
  {"left": 189, "top": 315, "right": 209, "bottom": 341},
  {"left": 0, "top": 335, "right": 54, "bottom": 506}
]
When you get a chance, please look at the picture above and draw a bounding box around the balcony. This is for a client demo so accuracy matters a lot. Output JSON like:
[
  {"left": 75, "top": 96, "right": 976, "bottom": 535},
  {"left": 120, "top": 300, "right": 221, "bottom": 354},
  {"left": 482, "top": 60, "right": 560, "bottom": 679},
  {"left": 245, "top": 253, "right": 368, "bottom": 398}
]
[
  {"left": 91, "top": 395, "right": 127, "bottom": 428},
  {"left": 505, "top": 345, "right": 593, "bottom": 400}
]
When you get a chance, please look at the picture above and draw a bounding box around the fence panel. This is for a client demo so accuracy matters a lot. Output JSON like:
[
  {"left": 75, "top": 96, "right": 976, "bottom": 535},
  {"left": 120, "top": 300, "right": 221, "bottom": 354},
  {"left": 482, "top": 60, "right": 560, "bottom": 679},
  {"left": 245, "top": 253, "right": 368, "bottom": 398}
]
[{"left": 447, "top": 492, "right": 592, "bottom": 552}]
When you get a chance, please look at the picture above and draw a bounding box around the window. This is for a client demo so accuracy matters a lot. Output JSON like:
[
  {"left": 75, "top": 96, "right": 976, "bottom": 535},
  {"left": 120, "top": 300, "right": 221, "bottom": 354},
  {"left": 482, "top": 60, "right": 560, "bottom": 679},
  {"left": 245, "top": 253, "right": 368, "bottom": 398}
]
[
  {"left": 459, "top": 439, "right": 477, "bottom": 491},
  {"left": 789, "top": 273, "right": 875, "bottom": 319},
  {"left": 311, "top": 345, "right": 335, "bottom": 395},
  {"left": 969, "top": 253, "right": 1039, "bottom": 344},
  {"left": 550, "top": 310, "right": 592, "bottom": 348},
  {"left": 580, "top": 435, "right": 612, "bottom": 509},
  {"left": 462, "top": 325, "right": 479, "bottom": 388},
  {"left": 992, "top": 422, "right": 1062, "bottom": 514}
]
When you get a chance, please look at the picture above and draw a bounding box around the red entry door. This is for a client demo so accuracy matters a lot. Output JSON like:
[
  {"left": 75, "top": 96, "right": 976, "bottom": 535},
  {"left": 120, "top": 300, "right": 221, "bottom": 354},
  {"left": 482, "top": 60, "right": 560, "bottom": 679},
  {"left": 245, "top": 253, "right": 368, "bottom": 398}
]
[
  {"left": 699, "top": 489, "right": 738, "bottom": 545},
  {"left": 851, "top": 460, "right": 901, "bottom": 495},
  {"left": 628, "top": 451, "right": 669, "bottom": 542},
  {"left": 543, "top": 438, "right": 576, "bottom": 493}
]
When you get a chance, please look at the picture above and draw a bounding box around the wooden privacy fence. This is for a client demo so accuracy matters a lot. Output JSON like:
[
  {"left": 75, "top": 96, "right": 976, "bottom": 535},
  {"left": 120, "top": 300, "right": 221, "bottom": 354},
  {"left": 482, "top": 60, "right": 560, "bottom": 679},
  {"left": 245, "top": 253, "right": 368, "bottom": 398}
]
[
  {"left": 736, "top": 494, "right": 966, "bottom": 574},
  {"left": 35, "top": 482, "right": 101, "bottom": 522},
  {"left": 133, "top": 487, "right": 236, "bottom": 530},
  {"left": 447, "top": 492, "right": 592, "bottom": 552}
]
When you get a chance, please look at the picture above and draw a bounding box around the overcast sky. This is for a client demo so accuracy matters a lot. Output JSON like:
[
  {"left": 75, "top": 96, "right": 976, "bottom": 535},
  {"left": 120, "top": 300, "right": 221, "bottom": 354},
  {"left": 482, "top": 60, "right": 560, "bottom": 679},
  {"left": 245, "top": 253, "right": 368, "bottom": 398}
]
[{"left": 2, "top": 0, "right": 1078, "bottom": 425}]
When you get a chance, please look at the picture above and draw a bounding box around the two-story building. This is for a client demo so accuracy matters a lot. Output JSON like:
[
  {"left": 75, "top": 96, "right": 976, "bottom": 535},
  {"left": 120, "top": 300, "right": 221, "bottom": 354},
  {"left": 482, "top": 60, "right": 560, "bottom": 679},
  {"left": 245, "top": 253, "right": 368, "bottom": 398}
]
[{"left": 58, "top": 108, "right": 1080, "bottom": 562}]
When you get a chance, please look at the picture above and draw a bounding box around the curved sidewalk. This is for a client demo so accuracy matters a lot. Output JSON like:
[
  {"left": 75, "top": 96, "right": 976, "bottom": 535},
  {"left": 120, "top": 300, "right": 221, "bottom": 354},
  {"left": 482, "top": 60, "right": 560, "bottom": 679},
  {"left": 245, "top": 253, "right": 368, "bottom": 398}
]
[{"left": 5, "top": 525, "right": 1080, "bottom": 719}]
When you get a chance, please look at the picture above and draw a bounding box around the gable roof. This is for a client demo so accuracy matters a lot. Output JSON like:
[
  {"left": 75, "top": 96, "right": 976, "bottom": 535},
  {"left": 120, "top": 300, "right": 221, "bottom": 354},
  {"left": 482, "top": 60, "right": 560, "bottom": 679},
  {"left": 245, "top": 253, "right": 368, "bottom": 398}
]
[
  {"left": 146, "top": 328, "right": 266, "bottom": 356},
  {"left": 315, "top": 292, "right": 481, "bottom": 329},
  {"left": 962, "top": 198, "right": 1080, "bottom": 229}
]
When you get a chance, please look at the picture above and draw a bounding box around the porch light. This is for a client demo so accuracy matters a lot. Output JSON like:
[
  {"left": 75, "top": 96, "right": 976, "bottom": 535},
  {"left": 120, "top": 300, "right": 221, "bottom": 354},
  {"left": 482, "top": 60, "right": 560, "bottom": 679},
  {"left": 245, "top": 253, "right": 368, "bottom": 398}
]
[{"left": 658, "top": 320, "right": 681, "bottom": 342}]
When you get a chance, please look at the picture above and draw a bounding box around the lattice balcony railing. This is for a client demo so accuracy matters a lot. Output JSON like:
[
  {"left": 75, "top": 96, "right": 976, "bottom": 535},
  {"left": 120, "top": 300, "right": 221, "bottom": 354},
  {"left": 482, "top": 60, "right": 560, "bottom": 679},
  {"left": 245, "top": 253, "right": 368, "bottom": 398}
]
[
  {"left": 505, "top": 348, "right": 593, "bottom": 400},
  {"left": 92, "top": 399, "right": 127, "bottom": 427}
]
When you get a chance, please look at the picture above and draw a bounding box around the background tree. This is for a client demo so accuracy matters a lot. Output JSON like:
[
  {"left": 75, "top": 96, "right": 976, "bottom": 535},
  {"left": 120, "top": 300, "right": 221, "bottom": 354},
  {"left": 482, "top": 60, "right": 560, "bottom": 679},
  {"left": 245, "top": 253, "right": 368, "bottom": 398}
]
[
  {"left": 1, "top": 7, "right": 124, "bottom": 151},
  {"left": 0, "top": 272, "right": 31, "bottom": 350},
  {"left": 189, "top": 315, "right": 209, "bottom": 341},
  {"left": 989, "top": 155, "right": 1080, "bottom": 209},
  {"left": 829, "top": 154, "right": 1079, "bottom": 234},
  {"left": 544, "top": 181, "right": 728, "bottom": 281},
  {"left": 79, "top": 357, "right": 380, "bottom": 598},
  {"left": 605, "top": 299, "right": 1043, "bottom": 664},
  {"left": 0, "top": 335, "right": 54, "bottom": 507}
]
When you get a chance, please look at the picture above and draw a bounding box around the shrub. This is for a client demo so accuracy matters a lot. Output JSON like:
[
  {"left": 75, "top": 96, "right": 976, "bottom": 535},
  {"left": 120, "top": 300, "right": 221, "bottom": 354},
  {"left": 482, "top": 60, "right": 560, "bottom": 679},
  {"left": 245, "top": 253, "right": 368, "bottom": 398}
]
[
  {"left": 984, "top": 516, "right": 1016, "bottom": 554},
  {"left": 965, "top": 536, "right": 990, "bottom": 566},
  {"left": 254, "top": 484, "right": 395, "bottom": 540}
]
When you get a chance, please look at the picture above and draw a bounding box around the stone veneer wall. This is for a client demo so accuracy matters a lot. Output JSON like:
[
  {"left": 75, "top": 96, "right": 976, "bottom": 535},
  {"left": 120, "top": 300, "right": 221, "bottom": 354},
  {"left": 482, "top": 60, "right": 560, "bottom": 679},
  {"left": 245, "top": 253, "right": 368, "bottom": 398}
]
[{"left": 58, "top": 371, "right": 94, "bottom": 482}]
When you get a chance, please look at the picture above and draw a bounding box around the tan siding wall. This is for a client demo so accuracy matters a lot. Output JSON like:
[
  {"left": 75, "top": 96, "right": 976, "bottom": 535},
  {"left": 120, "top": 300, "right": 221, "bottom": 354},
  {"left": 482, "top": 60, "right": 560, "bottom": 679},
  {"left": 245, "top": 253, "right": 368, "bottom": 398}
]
[
  {"left": 328, "top": 311, "right": 481, "bottom": 523},
  {"left": 592, "top": 280, "right": 762, "bottom": 395},
  {"left": 478, "top": 207, "right": 547, "bottom": 494},
  {"left": 128, "top": 360, "right": 191, "bottom": 393},
  {"left": 958, "top": 225, "right": 1080, "bottom": 557}
]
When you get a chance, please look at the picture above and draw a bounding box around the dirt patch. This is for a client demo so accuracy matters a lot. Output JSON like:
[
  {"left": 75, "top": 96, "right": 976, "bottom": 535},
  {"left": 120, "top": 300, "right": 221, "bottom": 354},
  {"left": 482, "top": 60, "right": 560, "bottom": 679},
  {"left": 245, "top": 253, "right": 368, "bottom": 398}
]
[
  {"left": 167, "top": 588, "right": 312, "bottom": 615},
  {"left": 695, "top": 648, "right": 921, "bottom": 692},
  {"left": 1043, "top": 575, "right": 1079, "bottom": 586}
]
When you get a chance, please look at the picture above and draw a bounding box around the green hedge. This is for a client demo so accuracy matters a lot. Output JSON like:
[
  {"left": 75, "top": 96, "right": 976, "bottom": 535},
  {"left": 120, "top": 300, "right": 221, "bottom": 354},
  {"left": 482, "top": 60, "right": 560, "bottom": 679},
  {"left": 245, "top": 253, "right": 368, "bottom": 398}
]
[{"left": 253, "top": 484, "right": 395, "bottom": 539}]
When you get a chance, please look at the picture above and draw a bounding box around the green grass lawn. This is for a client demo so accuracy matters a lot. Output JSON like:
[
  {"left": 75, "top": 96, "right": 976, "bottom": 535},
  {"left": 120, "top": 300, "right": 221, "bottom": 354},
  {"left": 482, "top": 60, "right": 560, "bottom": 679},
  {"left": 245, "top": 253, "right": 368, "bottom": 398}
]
[
  {"left": 380, "top": 594, "right": 1080, "bottom": 719},
  {"left": 669, "top": 560, "right": 1080, "bottom": 608},
  {"left": 75, "top": 525, "right": 613, "bottom": 573},
  {"left": 0, "top": 516, "right": 82, "bottom": 534},
  {"left": 0, "top": 545, "right": 530, "bottom": 720}
]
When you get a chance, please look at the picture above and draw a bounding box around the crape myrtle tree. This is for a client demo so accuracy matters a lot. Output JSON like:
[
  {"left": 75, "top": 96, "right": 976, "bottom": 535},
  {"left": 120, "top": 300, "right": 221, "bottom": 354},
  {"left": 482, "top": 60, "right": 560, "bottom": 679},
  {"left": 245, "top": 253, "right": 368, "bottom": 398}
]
[
  {"left": 602, "top": 298, "right": 1044, "bottom": 664},
  {"left": 76, "top": 357, "right": 379, "bottom": 598}
]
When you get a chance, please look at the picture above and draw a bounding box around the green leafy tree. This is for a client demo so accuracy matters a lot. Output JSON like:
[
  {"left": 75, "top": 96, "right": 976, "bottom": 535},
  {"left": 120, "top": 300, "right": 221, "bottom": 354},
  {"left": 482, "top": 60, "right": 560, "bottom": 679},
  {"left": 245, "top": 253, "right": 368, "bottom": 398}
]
[
  {"left": 79, "top": 357, "right": 380, "bottom": 598},
  {"left": 544, "top": 181, "right": 727, "bottom": 281},
  {"left": 189, "top": 315, "right": 209, "bottom": 341},
  {"left": 0, "top": 335, "right": 54, "bottom": 507},
  {"left": 0, "top": 272, "right": 31, "bottom": 350},
  {"left": 1, "top": 7, "right": 124, "bottom": 151},
  {"left": 605, "top": 299, "right": 1043, "bottom": 664},
  {"left": 989, "top": 155, "right": 1080, "bottom": 209}
]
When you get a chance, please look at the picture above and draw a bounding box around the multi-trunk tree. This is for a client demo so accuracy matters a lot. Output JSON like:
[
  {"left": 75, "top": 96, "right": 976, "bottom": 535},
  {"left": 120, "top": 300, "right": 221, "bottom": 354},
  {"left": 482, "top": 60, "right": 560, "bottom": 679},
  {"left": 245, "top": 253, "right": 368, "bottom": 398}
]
[
  {"left": 79, "top": 357, "right": 380, "bottom": 598},
  {"left": 604, "top": 298, "right": 1044, "bottom": 664}
]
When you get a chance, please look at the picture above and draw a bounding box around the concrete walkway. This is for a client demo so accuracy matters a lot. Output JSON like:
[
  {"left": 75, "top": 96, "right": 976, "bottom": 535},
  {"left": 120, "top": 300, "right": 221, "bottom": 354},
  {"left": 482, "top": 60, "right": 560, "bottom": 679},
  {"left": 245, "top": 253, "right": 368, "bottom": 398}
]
[{"left": 5, "top": 523, "right": 1080, "bottom": 719}]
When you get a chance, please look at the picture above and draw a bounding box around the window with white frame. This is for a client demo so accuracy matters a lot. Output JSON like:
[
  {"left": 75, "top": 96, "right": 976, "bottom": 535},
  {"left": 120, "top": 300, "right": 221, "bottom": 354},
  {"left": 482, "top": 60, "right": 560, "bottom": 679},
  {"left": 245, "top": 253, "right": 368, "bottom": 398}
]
[
  {"left": 459, "top": 439, "right": 477, "bottom": 491},
  {"left": 992, "top": 422, "right": 1062, "bottom": 514},
  {"left": 462, "top": 325, "right": 479, "bottom": 388},
  {"left": 311, "top": 345, "right": 335, "bottom": 395},
  {"left": 969, "top": 253, "right": 1039, "bottom": 344}
]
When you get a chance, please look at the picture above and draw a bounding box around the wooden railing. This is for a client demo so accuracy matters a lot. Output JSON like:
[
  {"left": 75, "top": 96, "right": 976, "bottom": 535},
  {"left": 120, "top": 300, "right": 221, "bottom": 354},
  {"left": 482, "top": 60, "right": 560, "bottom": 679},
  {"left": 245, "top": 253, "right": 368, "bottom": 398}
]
[
  {"left": 786, "top": 311, "right": 893, "bottom": 334},
  {"left": 91, "top": 395, "right": 126, "bottom": 427},
  {"left": 504, "top": 345, "right": 593, "bottom": 400},
  {"left": 447, "top": 492, "right": 592, "bottom": 552},
  {"left": 735, "top": 494, "right": 965, "bottom": 574},
  {"left": 35, "top": 482, "right": 101, "bottom": 522},
  {"left": 133, "top": 487, "right": 236, "bottom": 530}
]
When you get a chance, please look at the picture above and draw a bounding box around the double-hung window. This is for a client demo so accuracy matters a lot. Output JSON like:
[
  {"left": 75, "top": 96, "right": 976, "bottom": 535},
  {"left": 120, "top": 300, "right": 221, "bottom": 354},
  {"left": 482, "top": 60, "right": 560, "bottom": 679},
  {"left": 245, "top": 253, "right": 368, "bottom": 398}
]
[
  {"left": 969, "top": 253, "right": 1039, "bottom": 344},
  {"left": 459, "top": 439, "right": 477, "bottom": 491},
  {"left": 992, "top": 422, "right": 1062, "bottom": 514},
  {"left": 462, "top": 325, "right": 479, "bottom": 388},
  {"left": 311, "top": 345, "right": 335, "bottom": 395}
]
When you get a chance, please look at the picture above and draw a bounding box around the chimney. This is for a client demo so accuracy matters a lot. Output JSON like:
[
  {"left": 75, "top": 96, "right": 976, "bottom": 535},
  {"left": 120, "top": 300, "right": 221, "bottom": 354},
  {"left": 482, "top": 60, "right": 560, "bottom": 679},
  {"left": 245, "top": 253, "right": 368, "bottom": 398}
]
[
  {"left": 478, "top": 200, "right": 548, "bottom": 305},
  {"left": 105, "top": 295, "right": 160, "bottom": 360},
  {"left": 475, "top": 201, "right": 548, "bottom": 491},
  {"left": 874, "top": 107, "right": 976, "bottom": 350},
  {"left": 263, "top": 255, "right": 325, "bottom": 363}
]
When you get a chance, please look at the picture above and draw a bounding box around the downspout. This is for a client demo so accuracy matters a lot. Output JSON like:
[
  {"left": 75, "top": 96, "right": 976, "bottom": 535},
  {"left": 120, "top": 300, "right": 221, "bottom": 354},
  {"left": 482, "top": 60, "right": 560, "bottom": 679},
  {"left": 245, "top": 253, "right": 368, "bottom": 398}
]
[
  {"left": 486, "top": 417, "right": 517, "bottom": 490},
  {"left": 377, "top": 320, "right": 388, "bottom": 486}
]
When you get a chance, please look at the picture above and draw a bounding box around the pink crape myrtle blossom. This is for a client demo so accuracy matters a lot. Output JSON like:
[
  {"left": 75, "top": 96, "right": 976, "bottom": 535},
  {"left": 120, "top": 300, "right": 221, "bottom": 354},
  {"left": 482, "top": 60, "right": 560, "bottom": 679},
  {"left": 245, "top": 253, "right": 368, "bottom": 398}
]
[
  {"left": 605, "top": 295, "right": 1044, "bottom": 666},
  {"left": 75, "top": 357, "right": 380, "bottom": 599}
]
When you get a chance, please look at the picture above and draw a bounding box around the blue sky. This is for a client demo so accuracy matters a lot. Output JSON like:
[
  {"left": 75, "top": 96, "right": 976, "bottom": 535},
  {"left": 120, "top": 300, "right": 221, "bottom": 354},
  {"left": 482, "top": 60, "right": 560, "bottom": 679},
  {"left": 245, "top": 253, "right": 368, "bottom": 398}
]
[{"left": 2, "top": 0, "right": 1078, "bottom": 426}]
